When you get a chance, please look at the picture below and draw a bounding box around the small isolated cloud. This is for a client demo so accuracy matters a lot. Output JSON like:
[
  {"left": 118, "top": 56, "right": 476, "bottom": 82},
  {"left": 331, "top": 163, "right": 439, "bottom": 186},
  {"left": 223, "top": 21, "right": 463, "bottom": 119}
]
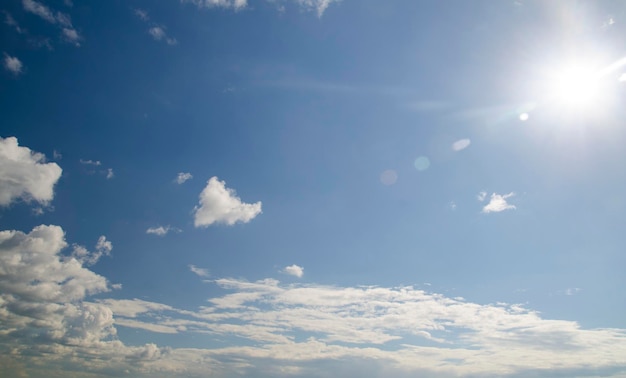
[
  {"left": 175, "top": 172, "right": 193, "bottom": 184},
  {"left": 0, "top": 136, "right": 62, "bottom": 206},
  {"left": 62, "top": 27, "right": 81, "bottom": 45},
  {"left": 482, "top": 192, "right": 516, "bottom": 213},
  {"left": 564, "top": 288, "right": 582, "bottom": 296},
  {"left": 448, "top": 201, "right": 457, "bottom": 211},
  {"left": 193, "top": 176, "right": 262, "bottom": 227},
  {"left": 452, "top": 138, "right": 471, "bottom": 151},
  {"left": 3, "top": 54, "right": 23, "bottom": 75},
  {"left": 106, "top": 168, "right": 114, "bottom": 179},
  {"left": 185, "top": 0, "right": 248, "bottom": 10},
  {"left": 477, "top": 191, "right": 487, "bottom": 202},
  {"left": 148, "top": 26, "right": 177, "bottom": 45},
  {"left": 71, "top": 235, "right": 112, "bottom": 266},
  {"left": 134, "top": 8, "right": 149, "bottom": 21},
  {"left": 282, "top": 264, "right": 304, "bottom": 278},
  {"left": 146, "top": 225, "right": 180, "bottom": 236},
  {"left": 189, "top": 264, "right": 210, "bottom": 278},
  {"left": 80, "top": 159, "right": 101, "bottom": 166}
]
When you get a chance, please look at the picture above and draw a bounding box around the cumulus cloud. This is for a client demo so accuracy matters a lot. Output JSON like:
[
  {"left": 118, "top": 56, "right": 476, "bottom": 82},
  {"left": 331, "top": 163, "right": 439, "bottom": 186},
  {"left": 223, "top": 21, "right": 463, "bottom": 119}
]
[
  {"left": 193, "top": 176, "right": 262, "bottom": 227},
  {"left": 282, "top": 264, "right": 304, "bottom": 278},
  {"left": 146, "top": 225, "right": 180, "bottom": 236},
  {"left": 3, "top": 54, "right": 23, "bottom": 75},
  {"left": 175, "top": 172, "right": 193, "bottom": 184},
  {"left": 189, "top": 264, "right": 210, "bottom": 278},
  {"left": 71, "top": 235, "right": 112, "bottom": 266},
  {"left": 0, "top": 136, "right": 62, "bottom": 206},
  {"left": 482, "top": 192, "right": 516, "bottom": 213}
]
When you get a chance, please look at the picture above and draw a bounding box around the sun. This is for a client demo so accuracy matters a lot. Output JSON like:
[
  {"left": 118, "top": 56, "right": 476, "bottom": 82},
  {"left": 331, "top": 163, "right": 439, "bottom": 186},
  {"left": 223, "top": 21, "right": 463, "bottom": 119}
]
[{"left": 551, "top": 66, "right": 601, "bottom": 107}]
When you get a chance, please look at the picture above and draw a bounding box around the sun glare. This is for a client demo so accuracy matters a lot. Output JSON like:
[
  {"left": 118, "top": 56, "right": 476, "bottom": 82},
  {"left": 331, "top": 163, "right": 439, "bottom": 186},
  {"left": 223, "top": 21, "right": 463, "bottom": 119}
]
[{"left": 551, "top": 65, "right": 602, "bottom": 108}]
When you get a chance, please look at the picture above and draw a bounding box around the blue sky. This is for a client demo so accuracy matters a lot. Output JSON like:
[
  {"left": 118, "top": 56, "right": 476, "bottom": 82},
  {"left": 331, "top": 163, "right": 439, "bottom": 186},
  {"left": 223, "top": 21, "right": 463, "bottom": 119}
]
[{"left": 1, "top": 0, "right": 626, "bottom": 377}]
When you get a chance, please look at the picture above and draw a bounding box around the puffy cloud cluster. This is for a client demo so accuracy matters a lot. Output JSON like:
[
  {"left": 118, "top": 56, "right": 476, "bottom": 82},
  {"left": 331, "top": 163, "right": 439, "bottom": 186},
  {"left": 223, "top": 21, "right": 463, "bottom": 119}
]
[
  {"left": 481, "top": 192, "right": 516, "bottom": 213},
  {"left": 3, "top": 54, "right": 23, "bottom": 75},
  {"left": 194, "top": 176, "right": 262, "bottom": 227},
  {"left": 0, "top": 136, "right": 62, "bottom": 206},
  {"left": 282, "top": 264, "right": 304, "bottom": 278},
  {"left": 22, "top": 0, "right": 82, "bottom": 45}
]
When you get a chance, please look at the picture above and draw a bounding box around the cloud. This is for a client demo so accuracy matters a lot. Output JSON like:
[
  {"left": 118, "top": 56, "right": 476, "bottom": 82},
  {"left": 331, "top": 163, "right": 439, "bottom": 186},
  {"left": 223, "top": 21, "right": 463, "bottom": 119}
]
[
  {"left": 293, "top": 0, "right": 341, "bottom": 17},
  {"left": 282, "top": 264, "right": 304, "bottom": 278},
  {"left": 185, "top": 0, "right": 248, "bottom": 10},
  {"left": 4, "top": 12, "right": 25, "bottom": 34},
  {"left": 146, "top": 225, "right": 180, "bottom": 236},
  {"left": 22, "top": 0, "right": 82, "bottom": 45},
  {"left": 148, "top": 26, "right": 177, "bottom": 45},
  {"left": 175, "top": 172, "right": 193, "bottom": 184},
  {"left": 452, "top": 138, "right": 471, "bottom": 151},
  {"left": 193, "top": 176, "right": 262, "bottom": 227},
  {"left": 482, "top": 192, "right": 516, "bottom": 213},
  {"left": 71, "top": 235, "right": 112, "bottom": 266},
  {"left": 0, "top": 136, "right": 62, "bottom": 206},
  {"left": 106, "top": 168, "right": 114, "bottom": 179},
  {"left": 3, "top": 54, "right": 23, "bottom": 75},
  {"left": 477, "top": 191, "right": 487, "bottom": 202},
  {"left": 79, "top": 159, "right": 101, "bottom": 166},
  {"left": 134, "top": 8, "right": 149, "bottom": 21},
  {"left": 189, "top": 264, "right": 210, "bottom": 278}
]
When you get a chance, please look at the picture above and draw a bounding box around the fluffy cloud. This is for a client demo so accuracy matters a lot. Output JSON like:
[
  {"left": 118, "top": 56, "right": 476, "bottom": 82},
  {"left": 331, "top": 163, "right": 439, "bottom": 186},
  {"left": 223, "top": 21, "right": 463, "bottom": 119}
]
[
  {"left": 193, "top": 176, "right": 262, "bottom": 227},
  {"left": 146, "top": 225, "right": 179, "bottom": 236},
  {"left": 0, "top": 136, "right": 62, "bottom": 206},
  {"left": 71, "top": 235, "right": 112, "bottom": 266},
  {"left": 282, "top": 264, "right": 304, "bottom": 278},
  {"left": 482, "top": 192, "right": 516, "bottom": 213},
  {"left": 189, "top": 264, "right": 210, "bottom": 277},
  {"left": 3, "top": 54, "right": 23, "bottom": 75},
  {"left": 175, "top": 172, "right": 193, "bottom": 184}
]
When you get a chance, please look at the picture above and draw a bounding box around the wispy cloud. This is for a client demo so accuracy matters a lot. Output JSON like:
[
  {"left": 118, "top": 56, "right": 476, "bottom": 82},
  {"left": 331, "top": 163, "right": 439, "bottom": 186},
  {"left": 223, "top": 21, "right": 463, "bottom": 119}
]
[
  {"left": 477, "top": 191, "right": 487, "bottom": 202},
  {"left": 71, "top": 235, "right": 112, "bottom": 266},
  {"left": 184, "top": 0, "right": 248, "bottom": 11},
  {"left": 482, "top": 192, "right": 516, "bottom": 213},
  {"left": 452, "top": 138, "right": 471, "bottom": 151},
  {"left": 0, "top": 136, "right": 62, "bottom": 206},
  {"left": 193, "top": 176, "right": 262, "bottom": 227},
  {"left": 80, "top": 159, "right": 101, "bottom": 166},
  {"left": 134, "top": 8, "right": 149, "bottom": 21},
  {"left": 106, "top": 168, "right": 114, "bottom": 179},
  {"left": 146, "top": 225, "right": 180, "bottom": 236},
  {"left": 22, "top": 0, "right": 82, "bottom": 46},
  {"left": 148, "top": 26, "right": 178, "bottom": 45},
  {"left": 282, "top": 264, "right": 304, "bottom": 278},
  {"left": 3, "top": 54, "right": 23, "bottom": 75},
  {"left": 189, "top": 264, "right": 210, "bottom": 278},
  {"left": 4, "top": 12, "right": 25, "bottom": 34},
  {"left": 175, "top": 172, "right": 193, "bottom": 184}
]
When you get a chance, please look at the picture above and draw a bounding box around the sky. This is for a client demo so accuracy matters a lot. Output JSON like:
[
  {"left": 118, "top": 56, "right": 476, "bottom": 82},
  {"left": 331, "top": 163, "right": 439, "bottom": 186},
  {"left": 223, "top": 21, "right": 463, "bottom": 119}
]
[{"left": 1, "top": 0, "right": 626, "bottom": 377}]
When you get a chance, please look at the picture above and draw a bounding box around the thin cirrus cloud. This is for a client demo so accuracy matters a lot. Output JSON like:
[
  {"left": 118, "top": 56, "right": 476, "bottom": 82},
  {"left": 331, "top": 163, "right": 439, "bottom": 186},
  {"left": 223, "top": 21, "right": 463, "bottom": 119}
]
[
  {"left": 481, "top": 192, "right": 516, "bottom": 213},
  {"left": 189, "top": 264, "right": 210, "bottom": 278},
  {"left": 22, "top": 0, "right": 82, "bottom": 45},
  {"left": 282, "top": 264, "right": 304, "bottom": 278},
  {"left": 148, "top": 26, "right": 178, "bottom": 45},
  {"left": 3, "top": 54, "right": 23, "bottom": 75},
  {"left": 193, "top": 176, "right": 262, "bottom": 227},
  {"left": 452, "top": 138, "right": 471, "bottom": 151},
  {"left": 0, "top": 136, "right": 62, "bottom": 206},
  {"left": 1, "top": 225, "right": 626, "bottom": 377},
  {"left": 175, "top": 172, "right": 193, "bottom": 184},
  {"left": 185, "top": 0, "right": 341, "bottom": 16}
]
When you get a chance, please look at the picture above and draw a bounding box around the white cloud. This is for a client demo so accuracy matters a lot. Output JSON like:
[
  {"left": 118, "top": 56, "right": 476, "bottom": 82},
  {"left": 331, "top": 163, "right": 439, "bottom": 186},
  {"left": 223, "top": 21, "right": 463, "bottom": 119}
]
[
  {"left": 185, "top": 0, "right": 248, "bottom": 10},
  {"left": 79, "top": 158, "right": 101, "bottom": 165},
  {"left": 452, "top": 138, "right": 471, "bottom": 151},
  {"left": 146, "top": 225, "right": 180, "bottom": 236},
  {"left": 106, "top": 168, "right": 114, "bottom": 179},
  {"left": 0, "top": 136, "right": 62, "bottom": 206},
  {"left": 175, "top": 172, "right": 193, "bottom": 184},
  {"left": 22, "top": 0, "right": 82, "bottom": 46},
  {"left": 22, "top": 0, "right": 56, "bottom": 23},
  {"left": 282, "top": 264, "right": 304, "bottom": 278},
  {"left": 3, "top": 54, "right": 23, "bottom": 75},
  {"left": 189, "top": 264, "right": 210, "bottom": 278},
  {"left": 193, "top": 176, "right": 262, "bottom": 227},
  {"left": 134, "top": 8, "right": 149, "bottom": 21},
  {"left": 482, "top": 192, "right": 516, "bottom": 213},
  {"left": 293, "top": 0, "right": 340, "bottom": 17},
  {"left": 148, "top": 26, "right": 178, "bottom": 45},
  {"left": 71, "top": 235, "right": 112, "bottom": 266}
]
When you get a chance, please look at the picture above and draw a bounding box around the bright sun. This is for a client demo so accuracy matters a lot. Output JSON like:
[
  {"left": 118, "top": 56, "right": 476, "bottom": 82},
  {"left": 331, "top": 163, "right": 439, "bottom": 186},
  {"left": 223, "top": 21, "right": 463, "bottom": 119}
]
[{"left": 552, "top": 66, "right": 601, "bottom": 107}]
